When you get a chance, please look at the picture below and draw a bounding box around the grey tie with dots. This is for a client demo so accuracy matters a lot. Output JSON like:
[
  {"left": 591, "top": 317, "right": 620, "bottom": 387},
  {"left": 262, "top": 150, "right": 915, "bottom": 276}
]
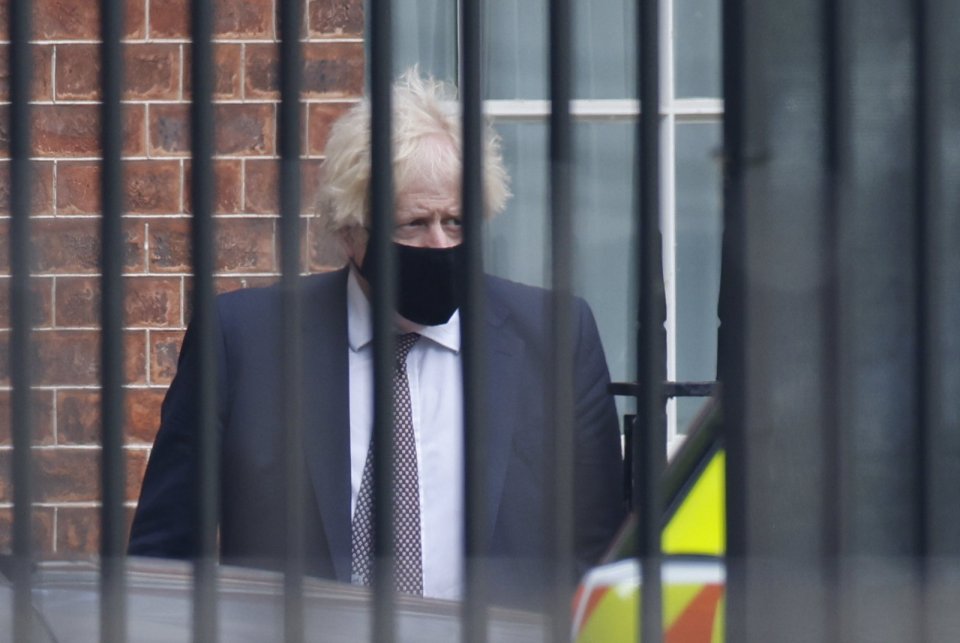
[{"left": 351, "top": 332, "right": 423, "bottom": 595}]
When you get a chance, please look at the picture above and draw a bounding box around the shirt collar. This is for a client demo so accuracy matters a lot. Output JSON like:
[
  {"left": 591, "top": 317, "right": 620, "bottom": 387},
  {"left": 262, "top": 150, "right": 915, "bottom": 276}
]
[{"left": 347, "top": 266, "right": 461, "bottom": 354}]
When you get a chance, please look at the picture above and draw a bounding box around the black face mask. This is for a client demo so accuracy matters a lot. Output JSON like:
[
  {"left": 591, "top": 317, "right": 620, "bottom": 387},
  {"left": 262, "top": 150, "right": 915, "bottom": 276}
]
[{"left": 359, "top": 242, "right": 464, "bottom": 326}]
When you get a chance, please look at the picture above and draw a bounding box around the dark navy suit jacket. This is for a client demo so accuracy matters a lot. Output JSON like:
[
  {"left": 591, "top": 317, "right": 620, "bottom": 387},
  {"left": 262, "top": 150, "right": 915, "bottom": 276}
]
[{"left": 129, "top": 268, "right": 624, "bottom": 608}]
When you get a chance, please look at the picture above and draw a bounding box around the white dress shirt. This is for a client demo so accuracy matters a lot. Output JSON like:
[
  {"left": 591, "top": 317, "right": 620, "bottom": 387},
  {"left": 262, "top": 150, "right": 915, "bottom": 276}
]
[{"left": 346, "top": 268, "right": 464, "bottom": 600}]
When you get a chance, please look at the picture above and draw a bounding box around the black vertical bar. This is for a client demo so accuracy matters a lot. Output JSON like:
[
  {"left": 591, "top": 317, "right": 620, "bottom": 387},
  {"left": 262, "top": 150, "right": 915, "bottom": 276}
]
[
  {"left": 189, "top": 0, "right": 218, "bottom": 639},
  {"left": 912, "top": 0, "right": 930, "bottom": 638},
  {"left": 719, "top": 0, "right": 747, "bottom": 635},
  {"left": 635, "top": 0, "right": 665, "bottom": 639},
  {"left": 922, "top": 0, "right": 960, "bottom": 638},
  {"left": 547, "top": 0, "right": 574, "bottom": 640},
  {"left": 368, "top": 1, "right": 397, "bottom": 642},
  {"left": 8, "top": 0, "right": 34, "bottom": 640},
  {"left": 99, "top": 0, "right": 127, "bottom": 640},
  {"left": 459, "top": 0, "right": 488, "bottom": 642},
  {"left": 821, "top": 0, "right": 844, "bottom": 636},
  {"left": 278, "top": 0, "right": 305, "bottom": 640}
]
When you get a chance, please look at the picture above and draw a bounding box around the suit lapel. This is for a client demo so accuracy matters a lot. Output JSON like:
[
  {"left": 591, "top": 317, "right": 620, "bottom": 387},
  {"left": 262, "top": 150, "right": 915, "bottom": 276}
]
[
  {"left": 481, "top": 282, "right": 523, "bottom": 545},
  {"left": 300, "top": 269, "right": 353, "bottom": 582}
]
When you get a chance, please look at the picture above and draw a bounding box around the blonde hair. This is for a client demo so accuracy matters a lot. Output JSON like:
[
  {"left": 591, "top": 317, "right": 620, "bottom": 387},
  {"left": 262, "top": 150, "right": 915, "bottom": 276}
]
[{"left": 320, "top": 70, "right": 511, "bottom": 233}]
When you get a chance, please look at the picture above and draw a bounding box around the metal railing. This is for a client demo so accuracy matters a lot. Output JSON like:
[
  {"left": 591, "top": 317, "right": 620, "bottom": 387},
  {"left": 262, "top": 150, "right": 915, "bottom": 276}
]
[
  {"left": 6, "top": 0, "right": 661, "bottom": 639},
  {"left": 7, "top": 0, "right": 958, "bottom": 642}
]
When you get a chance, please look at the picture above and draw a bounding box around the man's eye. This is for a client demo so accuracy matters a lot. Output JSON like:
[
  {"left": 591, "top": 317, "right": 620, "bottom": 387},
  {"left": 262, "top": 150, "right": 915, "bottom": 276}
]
[{"left": 443, "top": 218, "right": 463, "bottom": 228}]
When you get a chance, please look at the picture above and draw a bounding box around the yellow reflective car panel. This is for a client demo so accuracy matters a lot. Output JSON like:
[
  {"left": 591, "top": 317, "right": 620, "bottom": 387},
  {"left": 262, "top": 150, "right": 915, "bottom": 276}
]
[{"left": 662, "top": 451, "right": 726, "bottom": 556}]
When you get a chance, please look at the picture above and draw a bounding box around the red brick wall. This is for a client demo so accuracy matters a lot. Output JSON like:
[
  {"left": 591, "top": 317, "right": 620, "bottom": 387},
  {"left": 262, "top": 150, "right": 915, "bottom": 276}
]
[{"left": 0, "top": 0, "right": 364, "bottom": 557}]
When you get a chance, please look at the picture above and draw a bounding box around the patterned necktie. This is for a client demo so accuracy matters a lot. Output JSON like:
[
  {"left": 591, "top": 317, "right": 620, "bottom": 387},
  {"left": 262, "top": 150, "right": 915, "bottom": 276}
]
[{"left": 351, "top": 332, "right": 423, "bottom": 595}]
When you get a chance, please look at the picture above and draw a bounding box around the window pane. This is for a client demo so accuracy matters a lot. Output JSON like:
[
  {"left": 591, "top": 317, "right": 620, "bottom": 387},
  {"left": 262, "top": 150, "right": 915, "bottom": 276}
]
[
  {"left": 485, "top": 121, "right": 637, "bottom": 418},
  {"left": 674, "top": 0, "right": 722, "bottom": 98},
  {"left": 484, "top": 0, "right": 636, "bottom": 100},
  {"left": 393, "top": 0, "right": 458, "bottom": 80},
  {"left": 484, "top": 0, "right": 548, "bottom": 99},
  {"left": 572, "top": 1, "right": 636, "bottom": 99},
  {"left": 674, "top": 121, "right": 723, "bottom": 431}
]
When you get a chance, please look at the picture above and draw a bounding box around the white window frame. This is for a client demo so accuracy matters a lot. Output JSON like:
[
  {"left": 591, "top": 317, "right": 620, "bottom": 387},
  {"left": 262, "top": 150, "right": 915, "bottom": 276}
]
[{"left": 453, "top": 0, "right": 724, "bottom": 454}]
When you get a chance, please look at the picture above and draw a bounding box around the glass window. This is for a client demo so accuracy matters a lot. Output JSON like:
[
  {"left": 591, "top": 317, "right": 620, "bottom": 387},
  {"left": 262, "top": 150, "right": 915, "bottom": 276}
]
[
  {"left": 674, "top": 122, "right": 723, "bottom": 430},
  {"left": 674, "top": 0, "right": 722, "bottom": 98}
]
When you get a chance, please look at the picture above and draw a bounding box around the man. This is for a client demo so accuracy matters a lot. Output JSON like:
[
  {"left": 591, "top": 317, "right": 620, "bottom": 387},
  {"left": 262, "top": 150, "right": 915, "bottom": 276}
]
[{"left": 129, "top": 72, "right": 624, "bottom": 608}]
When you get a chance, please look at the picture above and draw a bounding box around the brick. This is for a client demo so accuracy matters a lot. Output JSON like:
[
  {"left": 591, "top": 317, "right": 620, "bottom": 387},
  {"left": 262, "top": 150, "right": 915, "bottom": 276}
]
[
  {"left": 0, "top": 329, "right": 146, "bottom": 387},
  {"left": 33, "top": 0, "right": 98, "bottom": 39},
  {"left": 123, "top": 218, "right": 148, "bottom": 273},
  {"left": 34, "top": 45, "right": 55, "bottom": 100},
  {"left": 0, "top": 389, "right": 55, "bottom": 446},
  {"left": 214, "top": 0, "right": 274, "bottom": 39},
  {"left": 55, "top": 275, "right": 181, "bottom": 328},
  {"left": 147, "top": 217, "right": 191, "bottom": 273},
  {"left": 150, "top": 0, "right": 188, "bottom": 38},
  {"left": 184, "top": 159, "right": 243, "bottom": 214},
  {"left": 0, "top": 449, "right": 93, "bottom": 503},
  {"left": 154, "top": 215, "right": 277, "bottom": 279},
  {"left": 57, "top": 387, "right": 165, "bottom": 445},
  {"left": 148, "top": 104, "right": 189, "bottom": 157},
  {"left": 32, "top": 0, "right": 144, "bottom": 39},
  {"left": 243, "top": 44, "right": 278, "bottom": 99},
  {"left": 127, "top": 448, "right": 149, "bottom": 498},
  {"left": 302, "top": 42, "right": 364, "bottom": 98},
  {"left": 124, "top": 0, "right": 147, "bottom": 38},
  {"left": 244, "top": 157, "right": 324, "bottom": 215},
  {"left": 32, "top": 105, "right": 146, "bottom": 158},
  {"left": 149, "top": 329, "right": 185, "bottom": 384},
  {"left": 125, "top": 160, "right": 182, "bottom": 214},
  {"left": 55, "top": 44, "right": 100, "bottom": 101},
  {"left": 55, "top": 505, "right": 138, "bottom": 555},
  {"left": 216, "top": 217, "right": 276, "bottom": 272},
  {"left": 32, "top": 219, "right": 101, "bottom": 273},
  {"left": 124, "top": 104, "right": 148, "bottom": 157},
  {"left": 124, "top": 43, "right": 180, "bottom": 101},
  {"left": 55, "top": 389, "right": 98, "bottom": 444},
  {"left": 31, "top": 218, "right": 144, "bottom": 274},
  {"left": 306, "top": 102, "right": 353, "bottom": 156},
  {"left": 53, "top": 276, "right": 98, "bottom": 326},
  {"left": 243, "top": 159, "right": 278, "bottom": 213},
  {"left": 308, "top": 0, "right": 363, "bottom": 37},
  {"left": 125, "top": 276, "right": 183, "bottom": 327},
  {"left": 183, "top": 44, "right": 243, "bottom": 100},
  {"left": 0, "top": 506, "right": 55, "bottom": 556},
  {"left": 245, "top": 42, "right": 364, "bottom": 99},
  {"left": 214, "top": 45, "right": 243, "bottom": 99},
  {"left": 214, "top": 103, "right": 276, "bottom": 156},
  {"left": 0, "top": 44, "right": 54, "bottom": 102},
  {"left": 0, "top": 160, "right": 55, "bottom": 216},
  {"left": 0, "top": 447, "right": 148, "bottom": 505},
  {"left": 55, "top": 162, "right": 99, "bottom": 214},
  {"left": 21, "top": 331, "right": 101, "bottom": 386},
  {"left": 125, "top": 388, "right": 165, "bottom": 444},
  {"left": 55, "top": 506, "right": 99, "bottom": 555},
  {"left": 125, "top": 330, "right": 149, "bottom": 384},
  {"left": 0, "top": 276, "right": 54, "bottom": 329},
  {"left": 0, "top": 105, "right": 9, "bottom": 157}
]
